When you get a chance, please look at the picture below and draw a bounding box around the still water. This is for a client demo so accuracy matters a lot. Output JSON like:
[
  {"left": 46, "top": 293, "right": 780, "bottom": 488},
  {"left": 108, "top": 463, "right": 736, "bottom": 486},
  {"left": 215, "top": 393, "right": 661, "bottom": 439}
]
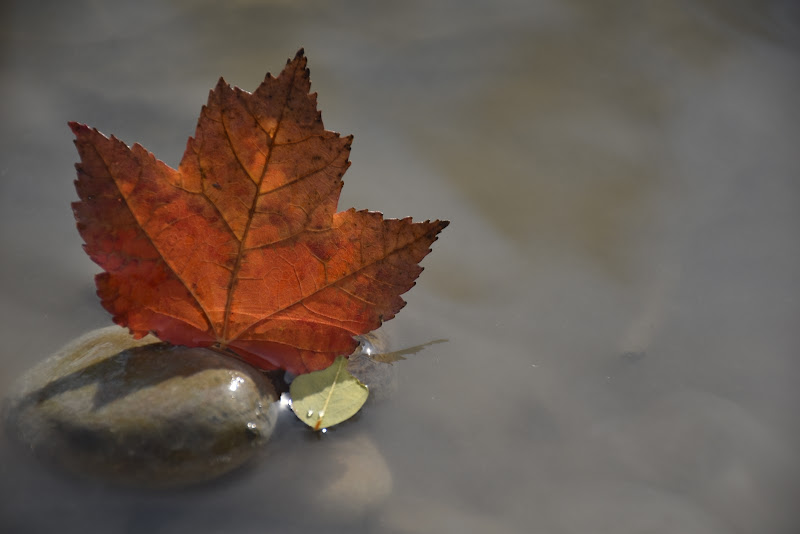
[{"left": 1, "top": 1, "right": 799, "bottom": 532}]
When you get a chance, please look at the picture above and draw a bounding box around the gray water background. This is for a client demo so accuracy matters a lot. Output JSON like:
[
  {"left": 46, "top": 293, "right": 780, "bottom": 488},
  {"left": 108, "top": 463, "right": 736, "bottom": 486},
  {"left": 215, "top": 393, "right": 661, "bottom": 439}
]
[{"left": 1, "top": 1, "right": 799, "bottom": 532}]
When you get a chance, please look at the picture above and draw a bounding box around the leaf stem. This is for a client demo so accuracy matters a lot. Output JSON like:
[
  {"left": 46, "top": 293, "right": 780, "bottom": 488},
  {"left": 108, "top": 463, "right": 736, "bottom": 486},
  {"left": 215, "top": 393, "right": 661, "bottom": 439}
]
[{"left": 315, "top": 357, "right": 345, "bottom": 429}]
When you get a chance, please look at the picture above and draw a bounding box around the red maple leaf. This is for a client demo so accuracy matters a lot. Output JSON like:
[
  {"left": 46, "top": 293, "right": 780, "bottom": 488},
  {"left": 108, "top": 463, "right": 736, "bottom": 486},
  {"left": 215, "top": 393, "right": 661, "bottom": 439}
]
[{"left": 71, "top": 50, "right": 447, "bottom": 374}]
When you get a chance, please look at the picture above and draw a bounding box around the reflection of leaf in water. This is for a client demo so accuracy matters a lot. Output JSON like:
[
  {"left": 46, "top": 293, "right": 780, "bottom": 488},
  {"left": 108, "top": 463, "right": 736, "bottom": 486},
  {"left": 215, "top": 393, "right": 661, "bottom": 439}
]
[
  {"left": 366, "top": 339, "right": 447, "bottom": 365},
  {"left": 290, "top": 356, "right": 368, "bottom": 431}
]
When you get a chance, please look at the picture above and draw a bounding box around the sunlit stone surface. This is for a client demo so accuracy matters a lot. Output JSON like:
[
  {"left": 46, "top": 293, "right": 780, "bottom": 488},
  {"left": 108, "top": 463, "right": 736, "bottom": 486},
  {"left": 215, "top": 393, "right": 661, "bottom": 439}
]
[{"left": 4, "top": 326, "right": 279, "bottom": 488}]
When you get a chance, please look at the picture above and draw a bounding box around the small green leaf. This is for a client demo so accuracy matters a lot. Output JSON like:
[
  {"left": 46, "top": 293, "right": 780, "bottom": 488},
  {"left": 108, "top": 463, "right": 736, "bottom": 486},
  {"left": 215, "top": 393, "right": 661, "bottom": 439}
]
[{"left": 290, "top": 356, "right": 369, "bottom": 430}]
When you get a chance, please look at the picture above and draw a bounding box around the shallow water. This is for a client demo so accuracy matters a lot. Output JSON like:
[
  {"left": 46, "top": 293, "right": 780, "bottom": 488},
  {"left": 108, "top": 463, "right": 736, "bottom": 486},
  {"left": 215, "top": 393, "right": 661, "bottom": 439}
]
[{"left": 2, "top": 1, "right": 799, "bottom": 532}]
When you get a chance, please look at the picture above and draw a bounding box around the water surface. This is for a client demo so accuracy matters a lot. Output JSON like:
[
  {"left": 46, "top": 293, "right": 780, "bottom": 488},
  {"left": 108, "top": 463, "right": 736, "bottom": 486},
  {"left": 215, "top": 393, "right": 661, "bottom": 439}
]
[{"left": 1, "top": 1, "right": 799, "bottom": 533}]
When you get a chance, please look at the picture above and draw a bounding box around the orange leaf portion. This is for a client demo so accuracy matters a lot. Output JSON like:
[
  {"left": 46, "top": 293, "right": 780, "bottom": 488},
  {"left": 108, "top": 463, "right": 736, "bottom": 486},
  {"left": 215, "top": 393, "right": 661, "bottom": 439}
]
[{"left": 71, "top": 50, "right": 448, "bottom": 374}]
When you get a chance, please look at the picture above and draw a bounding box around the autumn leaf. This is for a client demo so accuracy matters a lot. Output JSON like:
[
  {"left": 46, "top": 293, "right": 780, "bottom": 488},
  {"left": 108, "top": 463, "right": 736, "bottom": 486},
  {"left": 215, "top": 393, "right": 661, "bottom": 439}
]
[{"left": 71, "top": 49, "right": 448, "bottom": 375}]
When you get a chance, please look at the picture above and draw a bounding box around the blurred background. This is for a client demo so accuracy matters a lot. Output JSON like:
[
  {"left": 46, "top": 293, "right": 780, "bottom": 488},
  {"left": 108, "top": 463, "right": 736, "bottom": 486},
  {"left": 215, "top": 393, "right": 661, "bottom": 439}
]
[{"left": 1, "top": 1, "right": 799, "bottom": 533}]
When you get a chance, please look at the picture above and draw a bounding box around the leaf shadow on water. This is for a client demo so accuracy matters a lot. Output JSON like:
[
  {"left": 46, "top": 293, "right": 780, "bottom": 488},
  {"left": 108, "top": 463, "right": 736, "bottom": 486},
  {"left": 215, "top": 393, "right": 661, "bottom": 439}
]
[{"left": 356, "top": 338, "right": 448, "bottom": 365}]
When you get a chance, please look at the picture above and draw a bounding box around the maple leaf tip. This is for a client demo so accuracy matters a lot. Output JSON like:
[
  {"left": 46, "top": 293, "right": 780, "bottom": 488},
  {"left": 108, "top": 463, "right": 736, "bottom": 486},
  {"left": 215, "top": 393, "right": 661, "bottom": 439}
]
[
  {"left": 213, "top": 77, "right": 230, "bottom": 92},
  {"left": 287, "top": 49, "right": 308, "bottom": 73},
  {"left": 68, "top": 121, "right": 88, "bottom": 135}
]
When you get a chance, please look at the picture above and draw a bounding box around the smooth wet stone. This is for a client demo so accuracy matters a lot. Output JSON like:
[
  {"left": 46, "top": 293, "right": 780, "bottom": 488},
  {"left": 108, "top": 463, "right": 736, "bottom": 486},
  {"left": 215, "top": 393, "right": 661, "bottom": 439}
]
[{"left": 4, "top": 326, "right": 278, "bottom": 488}]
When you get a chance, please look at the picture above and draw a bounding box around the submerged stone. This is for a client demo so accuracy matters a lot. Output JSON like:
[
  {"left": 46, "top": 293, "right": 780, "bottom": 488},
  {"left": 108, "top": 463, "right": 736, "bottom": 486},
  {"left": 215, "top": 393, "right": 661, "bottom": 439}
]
[
  {"left": 4, "top": 326, "right": 278, "bottom": 488},
  {"left": 259, "top": 429, "right": 394, "bottom": 523}
]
